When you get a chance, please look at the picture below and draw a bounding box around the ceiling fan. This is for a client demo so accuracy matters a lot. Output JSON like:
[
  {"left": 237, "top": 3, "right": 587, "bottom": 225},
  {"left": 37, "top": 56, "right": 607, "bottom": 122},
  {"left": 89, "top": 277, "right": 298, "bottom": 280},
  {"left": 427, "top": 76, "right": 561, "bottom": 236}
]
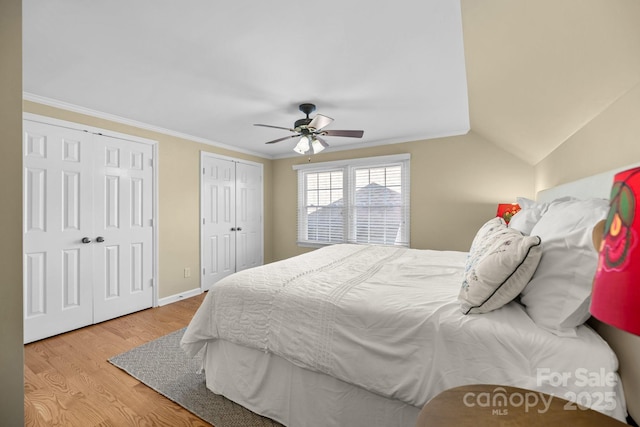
[{"left": 255, "top": 103, "right": 364, "bottom": 154}]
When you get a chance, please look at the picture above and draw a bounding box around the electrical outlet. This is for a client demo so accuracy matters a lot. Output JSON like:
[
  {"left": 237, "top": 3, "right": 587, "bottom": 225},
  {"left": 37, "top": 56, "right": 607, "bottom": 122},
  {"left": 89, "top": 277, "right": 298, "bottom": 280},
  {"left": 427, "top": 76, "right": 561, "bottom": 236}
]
[{"left": 184, "top": 267, "right": 191, "bottom": 278}]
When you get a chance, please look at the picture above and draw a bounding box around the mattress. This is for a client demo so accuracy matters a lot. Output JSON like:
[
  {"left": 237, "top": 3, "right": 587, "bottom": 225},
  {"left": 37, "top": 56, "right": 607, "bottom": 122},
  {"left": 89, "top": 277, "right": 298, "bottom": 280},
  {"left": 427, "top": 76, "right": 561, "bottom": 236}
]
[{"left": 181, "top": 244, "right": 627, "bottom": 422}]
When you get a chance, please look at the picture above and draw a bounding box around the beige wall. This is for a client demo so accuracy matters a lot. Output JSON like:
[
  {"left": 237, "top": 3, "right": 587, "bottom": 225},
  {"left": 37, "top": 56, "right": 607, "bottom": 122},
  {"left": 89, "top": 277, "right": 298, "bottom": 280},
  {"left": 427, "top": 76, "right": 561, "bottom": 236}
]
[
  {"left": 24, "top": 101, "right": 274, "bottom": 299},
  {"left": 21, "top": 99, "right": 536, "bottom": 299},
  {"left": 461, "top": 0, "right": 640, "bottom": 167},
  {"left": 536, "top": 83, "right": 640, "bottom": 190},
  {"left": 0, "top": 0, "right": 24, "bottom": 423},
  {"left": 272, "top": 131, "right": 535, "bottom": 261}
]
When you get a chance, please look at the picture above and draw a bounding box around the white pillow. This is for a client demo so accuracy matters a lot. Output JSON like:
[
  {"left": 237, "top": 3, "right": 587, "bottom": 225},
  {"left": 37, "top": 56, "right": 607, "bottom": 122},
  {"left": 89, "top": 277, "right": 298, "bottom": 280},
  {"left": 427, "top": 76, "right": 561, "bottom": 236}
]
[
  {"left": 460, "top": 228, "right": 542, "bottom": 314},
  {"left": 509, "top": 208, "right": 543, "bottom": 235},
  {"left": 516, "top": 197, "right": 537, "bottom": 209},
  {"left": 519, "top": 198, "right": 610, "bottom": 336},
  {"left": 508, "top": 196, "right": 575, "bottom": 235}
]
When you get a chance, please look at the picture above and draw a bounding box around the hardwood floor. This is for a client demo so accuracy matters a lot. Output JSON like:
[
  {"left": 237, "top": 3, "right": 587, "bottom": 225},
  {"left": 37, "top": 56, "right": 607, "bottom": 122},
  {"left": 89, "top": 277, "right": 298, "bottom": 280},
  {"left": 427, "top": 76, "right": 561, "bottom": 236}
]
[{"left": 24, "top": 293, "right": 210, "bottom": 427}]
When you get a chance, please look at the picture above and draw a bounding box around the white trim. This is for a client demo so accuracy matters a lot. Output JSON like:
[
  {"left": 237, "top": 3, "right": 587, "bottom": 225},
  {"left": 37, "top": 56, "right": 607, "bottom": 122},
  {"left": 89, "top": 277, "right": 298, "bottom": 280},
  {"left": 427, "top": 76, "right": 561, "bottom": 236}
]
[
  {"left": 157, "top": 288, "right": 203, "bottom": 307},
  {"left": 24, "top": 93, "right": 467, "bottom": 162},
  {"left": 24, "top": 92, "right": 272, "bottom": 159},
  {"left": 296, "top": 155, "right": 411, "bottom": 247},
  {"left": 24, "top": 112, "right": 158, "bottom": 146},
  {"left": 292, "top": 153, "right": 411, "bottom": 171},
  {"left": 200, "top": 152, "right": 205, "bottom": 292},
  {"left": 25, "top": 93, "right": 470, "bottom": 162},
  {"left": 151, "top": 142, "right": 160, "bottom": 307},
  {"left": 272, "top": 129, "right": 469, "bottom": 160},
  {"left": 402, "top": 159, "right": 411, "bottom": 245},
  {"left": 202, "top": 151, "right": 264, "bottom": 168}
]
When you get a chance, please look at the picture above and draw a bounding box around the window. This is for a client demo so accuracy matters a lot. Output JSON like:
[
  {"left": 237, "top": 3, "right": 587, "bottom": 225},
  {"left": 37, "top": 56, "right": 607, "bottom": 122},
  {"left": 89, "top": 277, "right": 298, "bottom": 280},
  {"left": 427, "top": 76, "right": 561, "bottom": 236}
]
[{"left": 294, "top": 154, "right": 410, "bottom": 247}]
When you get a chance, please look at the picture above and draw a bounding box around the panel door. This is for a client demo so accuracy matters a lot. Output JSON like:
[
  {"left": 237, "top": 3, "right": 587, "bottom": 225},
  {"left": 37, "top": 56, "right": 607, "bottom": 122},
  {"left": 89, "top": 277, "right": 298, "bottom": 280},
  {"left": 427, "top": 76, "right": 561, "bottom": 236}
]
[
  {"left": 23, "top": 120, "right": 94, "bottom": 343},
  {"left": 92, "top": 134, "right": 154, "bottom": 323},
  {"left": 235, "top": 162, "right": 263, "bottom": 272},
  {"left": 201, "top": 156, "right": 236, "bottom": 290}
]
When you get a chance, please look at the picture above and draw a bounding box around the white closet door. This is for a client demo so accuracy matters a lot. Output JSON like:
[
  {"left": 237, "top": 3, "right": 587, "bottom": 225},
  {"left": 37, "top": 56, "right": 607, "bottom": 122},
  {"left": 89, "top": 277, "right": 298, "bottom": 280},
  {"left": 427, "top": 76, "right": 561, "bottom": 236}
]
[
  {"left": 23, "top": 119, "right": 156, "bottom": 343},
  {"left": 235, "top": 162, "right": 263, "bottom": 272},
  {"left": 23, "top": 121, "right": 94, "bottom": 343},
  {"left": 201, "top": 156, "right": 236, "bottom": 290},
  {"left": 92, "top": 134, "right": 154, "bottom": 323}
]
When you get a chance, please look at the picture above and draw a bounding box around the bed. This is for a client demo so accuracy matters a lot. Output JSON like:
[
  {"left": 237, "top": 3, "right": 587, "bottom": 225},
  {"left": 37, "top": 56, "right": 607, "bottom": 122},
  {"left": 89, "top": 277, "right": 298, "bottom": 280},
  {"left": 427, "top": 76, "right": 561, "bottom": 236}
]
[{"left": 181, "top": 166, "right": 639, "bottom": 427}]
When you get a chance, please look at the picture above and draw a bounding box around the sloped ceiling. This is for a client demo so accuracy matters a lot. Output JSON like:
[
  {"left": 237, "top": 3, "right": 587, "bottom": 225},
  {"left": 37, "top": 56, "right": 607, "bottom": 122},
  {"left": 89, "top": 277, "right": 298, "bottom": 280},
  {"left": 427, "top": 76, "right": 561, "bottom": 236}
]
[
  {"left": 22, "top": 1, "right": 640, "bottom": 163},
  {"left": 461, "top": 0, "right": 640, "bottom": 165},
  {"left": 22, "top": 0, "right": 469, "bottom": 158}
]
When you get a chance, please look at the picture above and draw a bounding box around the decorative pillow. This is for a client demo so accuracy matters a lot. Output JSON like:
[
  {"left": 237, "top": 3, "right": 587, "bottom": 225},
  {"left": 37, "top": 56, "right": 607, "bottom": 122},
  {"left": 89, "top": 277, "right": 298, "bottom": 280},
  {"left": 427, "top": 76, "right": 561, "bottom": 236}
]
[
  {"left": 468, "top": 217, "right": 506, "bottom": 256},
  {"left": 460, "top": 228, "right": 543, "bottom": 314},
  {"left": 519, "top": 198, "right": 610, "bottom": 336}
]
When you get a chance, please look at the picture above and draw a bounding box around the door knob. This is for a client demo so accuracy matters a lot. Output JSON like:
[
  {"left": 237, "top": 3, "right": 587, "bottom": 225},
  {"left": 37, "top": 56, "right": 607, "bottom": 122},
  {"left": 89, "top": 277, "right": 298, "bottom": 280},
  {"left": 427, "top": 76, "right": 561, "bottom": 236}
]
[
  {"left": 236, "top": 227, "right": 242, "bottom": 231},
  {"left": 96, "top": 236, "right": 105, "bottom": 242},
  {"left": 231, "top": 227, "right": 236, "bottom": 231},
  {"left": 81, "top": 237, "right": 92, "bottom": 244}
]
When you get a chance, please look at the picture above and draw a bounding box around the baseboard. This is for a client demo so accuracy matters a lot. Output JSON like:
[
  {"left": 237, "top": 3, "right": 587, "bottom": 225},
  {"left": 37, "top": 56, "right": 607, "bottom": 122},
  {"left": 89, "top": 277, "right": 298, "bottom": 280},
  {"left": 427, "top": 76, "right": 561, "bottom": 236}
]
[{"left": 157, "top": 288, "right": 203, "bottom": 307}]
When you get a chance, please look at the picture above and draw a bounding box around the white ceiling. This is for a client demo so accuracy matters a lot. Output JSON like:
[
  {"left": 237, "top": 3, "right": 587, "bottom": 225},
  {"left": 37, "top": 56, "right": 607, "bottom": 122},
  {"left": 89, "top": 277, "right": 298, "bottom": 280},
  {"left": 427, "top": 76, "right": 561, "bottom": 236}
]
[
  {"left": 22, "top": 0, "right": 470, "bottom": 159},
  {"left": 23, "top": 1, "right": 640, "bottom": 164}
]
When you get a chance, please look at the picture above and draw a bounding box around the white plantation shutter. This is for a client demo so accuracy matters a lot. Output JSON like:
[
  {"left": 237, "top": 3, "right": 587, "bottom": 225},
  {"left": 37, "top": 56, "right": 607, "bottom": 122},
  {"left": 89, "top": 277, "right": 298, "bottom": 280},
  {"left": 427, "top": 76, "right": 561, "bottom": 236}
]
[
  {"left": 298, "top": 169, "right": 345, "bottom": 244},
  {"left": 349, "top": 164, "right": 409, "bottom": 245},
  {"left": 295, "top": 154, "right": 410, "bottom": 247}
]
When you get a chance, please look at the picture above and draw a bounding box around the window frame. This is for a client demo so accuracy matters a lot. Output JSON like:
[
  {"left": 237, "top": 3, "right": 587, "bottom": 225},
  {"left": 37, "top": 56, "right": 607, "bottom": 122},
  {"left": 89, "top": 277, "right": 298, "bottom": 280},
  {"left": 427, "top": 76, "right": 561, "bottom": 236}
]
[{"left": 293, "top": 154, "right": 410, "bottom": 248}]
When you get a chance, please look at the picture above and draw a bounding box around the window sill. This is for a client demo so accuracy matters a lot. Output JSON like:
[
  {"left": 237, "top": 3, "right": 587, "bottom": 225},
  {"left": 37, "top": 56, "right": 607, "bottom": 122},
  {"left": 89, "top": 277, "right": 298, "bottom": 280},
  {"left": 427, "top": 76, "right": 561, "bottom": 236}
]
[{"left": 297, "top": 241, "right": 410, "bottom": 249}]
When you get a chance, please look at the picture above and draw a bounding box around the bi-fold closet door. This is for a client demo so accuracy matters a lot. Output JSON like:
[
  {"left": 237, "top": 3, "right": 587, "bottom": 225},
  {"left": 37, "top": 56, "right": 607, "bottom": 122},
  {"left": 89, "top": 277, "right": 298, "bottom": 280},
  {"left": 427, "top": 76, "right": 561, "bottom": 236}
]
[
  {"left": 23, "top": 117, "right": 156, "bottom": 343},
  {"left": 201, "top": 153, "right": 263, "bottom": 291}
]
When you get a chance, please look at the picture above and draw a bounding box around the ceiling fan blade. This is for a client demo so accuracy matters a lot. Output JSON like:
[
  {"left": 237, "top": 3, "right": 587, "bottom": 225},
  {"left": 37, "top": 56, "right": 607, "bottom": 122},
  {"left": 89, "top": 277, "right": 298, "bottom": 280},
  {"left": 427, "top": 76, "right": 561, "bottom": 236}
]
[
  {"left": 308, "top": 114, "right": 334, "bottom": 130},
  {"left": 322, "top": 129, "right": 364, "bottom": 138},
  {"left": 254, "top": 123, "right": 295, "bottom": 132},
  {"left": 264, "top": 134, "right": 299, "bottom": 144}
]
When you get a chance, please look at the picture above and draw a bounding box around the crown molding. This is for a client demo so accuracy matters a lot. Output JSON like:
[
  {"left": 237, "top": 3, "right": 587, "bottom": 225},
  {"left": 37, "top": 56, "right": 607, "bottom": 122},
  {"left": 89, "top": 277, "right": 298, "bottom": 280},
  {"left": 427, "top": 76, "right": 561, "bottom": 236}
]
[{"left": 23, "top": 92, "right": 272, "bottom": 160}]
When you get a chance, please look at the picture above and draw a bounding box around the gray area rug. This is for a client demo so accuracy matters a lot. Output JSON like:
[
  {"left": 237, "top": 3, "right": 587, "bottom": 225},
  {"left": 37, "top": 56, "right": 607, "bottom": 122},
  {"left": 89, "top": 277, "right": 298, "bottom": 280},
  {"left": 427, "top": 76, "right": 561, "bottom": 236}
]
[{"left": 109, "top": 328, "right": 282, "bottom": 427}]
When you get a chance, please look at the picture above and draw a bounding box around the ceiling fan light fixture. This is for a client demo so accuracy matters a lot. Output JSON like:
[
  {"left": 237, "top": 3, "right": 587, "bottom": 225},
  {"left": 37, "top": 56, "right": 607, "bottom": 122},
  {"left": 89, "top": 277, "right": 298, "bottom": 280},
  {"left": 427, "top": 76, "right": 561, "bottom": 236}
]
[
  {"left": 311, "top": 138, "right": 326, "bottom": 154},
  {"left": 293, "top": 136, "right": 310, "bottom": 154}
]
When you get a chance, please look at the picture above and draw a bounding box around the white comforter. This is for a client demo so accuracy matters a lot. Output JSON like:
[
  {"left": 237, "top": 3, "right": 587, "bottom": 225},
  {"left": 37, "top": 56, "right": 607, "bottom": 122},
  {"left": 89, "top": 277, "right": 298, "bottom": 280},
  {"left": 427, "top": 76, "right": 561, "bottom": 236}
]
[{"left": 181, "top": 244, "right": 626, "bottom": 420}]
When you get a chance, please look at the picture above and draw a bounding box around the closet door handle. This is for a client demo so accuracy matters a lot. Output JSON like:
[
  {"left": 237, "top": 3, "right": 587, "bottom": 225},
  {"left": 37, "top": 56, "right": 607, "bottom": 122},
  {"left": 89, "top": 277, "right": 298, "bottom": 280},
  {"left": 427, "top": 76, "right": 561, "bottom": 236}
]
[
  {"left": 236, "top": 227, "right": 242, "bottom": 231},
  {"left": 231, "top": 227, "right": 236, "bottom": 231},
  {"left": 96, "top": 236, "right": 105, "bottom": 242},
  {"left": 81, "top": 237, "right": 92, "bottom": 244}
]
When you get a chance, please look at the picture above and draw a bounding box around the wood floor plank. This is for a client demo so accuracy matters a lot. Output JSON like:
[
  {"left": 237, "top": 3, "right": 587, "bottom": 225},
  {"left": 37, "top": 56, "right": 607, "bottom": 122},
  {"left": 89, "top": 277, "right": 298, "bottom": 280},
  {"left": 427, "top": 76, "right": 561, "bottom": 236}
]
[{"left": 25, "top": 292, "right": 209, "bottom": 427}]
